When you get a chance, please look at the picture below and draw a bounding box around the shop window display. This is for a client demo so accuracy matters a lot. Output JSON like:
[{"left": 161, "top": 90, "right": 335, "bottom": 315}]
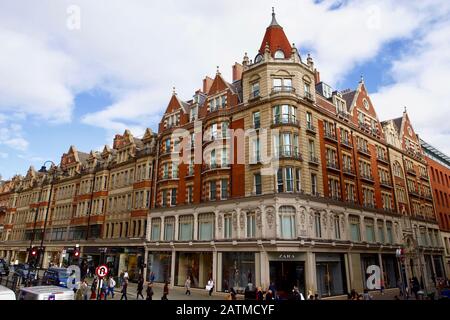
[{"left": 221, "top": 252, "right": 255, "bottom": 294}]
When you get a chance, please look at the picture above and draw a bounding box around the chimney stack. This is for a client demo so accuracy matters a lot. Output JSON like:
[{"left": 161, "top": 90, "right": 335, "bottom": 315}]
[
  {"left": 314, "top": 69, "right": 320, "bottom": 84},
  {"left": 232, "top": 62, "right": 244, "bottom": 82},
  {"left": 203, "top": 76, "right": 214, "bottom": 94}
]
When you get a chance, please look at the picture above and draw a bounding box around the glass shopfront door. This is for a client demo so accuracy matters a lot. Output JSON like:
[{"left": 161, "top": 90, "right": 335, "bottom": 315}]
[
  {"left": 269, "top": 261, "right": 305, "bottom": 299},
  {"left": 316, "top": 254, "right": 347, "bottom": 297}
]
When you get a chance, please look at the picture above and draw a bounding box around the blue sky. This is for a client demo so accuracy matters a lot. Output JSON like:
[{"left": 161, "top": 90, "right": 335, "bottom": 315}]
[{"left": 1, "top": 0, "right": 450, "bottom": 180}]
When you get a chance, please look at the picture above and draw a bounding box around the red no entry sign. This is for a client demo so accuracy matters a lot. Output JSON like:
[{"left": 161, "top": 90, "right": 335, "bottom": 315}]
[{"left": 96, "top": 265, "right": 109, "bottom": 278}]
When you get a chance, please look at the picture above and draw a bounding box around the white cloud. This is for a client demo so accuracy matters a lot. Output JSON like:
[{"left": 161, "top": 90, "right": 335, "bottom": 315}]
[
  {"left": 0, "top": 117, "right": 29, "bottom": 151},
  {"left": 0, "top": 0, "right": 449, "bottom": 156},
  {"left": 372, "top": 20, "right": 450, "bottom": 156}
]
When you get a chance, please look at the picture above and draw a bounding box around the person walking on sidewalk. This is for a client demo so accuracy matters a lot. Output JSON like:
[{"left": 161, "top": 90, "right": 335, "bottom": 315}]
[
  {"left": 146, "top": 282, "right": 154, "bottom": 301},
  {"left": 162, "top": 282, "right": 169, "bottom": 300},
  {"left": 120, "top": 279, "right": 128, "bottom": 300},
  {"left": 185, "top": 276, "right": 191, "bottom": 296},
  {"left": 137, "top": 276, "right": 145, "bottom": 300},
  {"left": 107, "top": 276, "right": 116, "bottom": 299},
  {"left": 90, "top": 278, "right": 98, "bottom": 300},
  {"left": 207, "top": 278, "right": 214, "bottom": 296}
]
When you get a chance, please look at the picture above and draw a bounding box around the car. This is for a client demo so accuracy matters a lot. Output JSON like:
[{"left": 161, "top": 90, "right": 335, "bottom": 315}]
[
  {"left": 18, "top": 285, "right": 74, "bottom": 300},
  {"left": 42, "top": 268, "right": 73, "bottom": 288},
  {"left": 13, "top": 263, "right": 36, "bottom": 283},
  {"left": 0, "top": 285, "right": 16, "bottom": 300},
  {"left": 0, "top": 259, "right": 9, "bottom": 277}
]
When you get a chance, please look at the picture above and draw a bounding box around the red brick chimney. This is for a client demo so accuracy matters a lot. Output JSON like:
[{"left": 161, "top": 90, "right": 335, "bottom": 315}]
[
  {"left": 232, "top": 63, "right": 243, "bottom": 82},
  {"left": 203, "top": 76, "right": 214, "bottom": 94},
  {"left": 314, "top": 69, "right": 320, "bottom": 84}
]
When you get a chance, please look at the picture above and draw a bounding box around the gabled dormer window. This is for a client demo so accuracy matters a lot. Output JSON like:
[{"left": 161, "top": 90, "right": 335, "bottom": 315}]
[{"left": 190, "top": 106, "right": 198, "bottom": 121}]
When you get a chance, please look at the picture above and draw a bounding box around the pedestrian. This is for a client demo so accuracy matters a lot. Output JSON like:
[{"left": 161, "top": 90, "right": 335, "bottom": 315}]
[
  {"left": 146, "top": 282, "right": 154, "bottom": 301},
  {"left": 256, "top": 287, "right": 263, "bottom": 300},
  {"left": 75, "top": 286, "right": 83, "bottom": 300},
  {"left": 90, "top": 278, "right": 98, "bottom": 300},
  {"left": 150, "top": 271, "right": 156, "bottom": 283},
  {"left": 80, "top": 280, "right": 89, "bottom": 300},
  {"left": 362, "top": 289, "right": 373, "bottom": 300},
  {"left": 107, "top": 276, "right": 116, "bottom": 299},
  {"left": 265, "top": 290, "right": 274, "bottom": 301},
  {"left": 120, "top": 279, "right": 128, "bottom": 300},
  {"left": 123, "top": 270, "right": 129, "bottom": 281},
  {"left": 269, "top": 282, "right": 277, "bottom": 300},
  {"left": 98, "top": 279, "right": 107, "bottom": 300},
  {"left": 206, "top": 278, "right": 214, "bottom": 296},
  {"left": 162, "top": 282, "right": 169, "bottom": 300},
  {"left": 185, "top": 276, "right": 191, "bottom": 296},
  {"left": 137, "top": 276, "right": 145, "bottom": 300}
]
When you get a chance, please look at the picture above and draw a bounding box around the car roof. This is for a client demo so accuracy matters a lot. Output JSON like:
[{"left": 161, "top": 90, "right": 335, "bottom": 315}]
[
  {"left": 0, "top": 285, "right": 15, "bottom": 294},
  {"left": 20, "top": 286, "right": 74, "bottom": 294}
]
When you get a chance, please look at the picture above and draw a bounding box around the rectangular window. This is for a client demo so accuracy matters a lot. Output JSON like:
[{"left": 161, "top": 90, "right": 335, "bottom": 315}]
[
  {"left": 210, "top": 181, "right": 216, "bottom": 200},
  {"left": 311, "top": 173, "right": 317, "bottom": 195},
  {"left": 253, "top": 111, "right": 261, "bottom": 129},
  {"left": 172, "top": 162, "right": 178, "bottom": 179},
  {"left": 386, "top": 222, "right": 393, "bottom": 244},
  {"left": 315, "top": 213, "right": 322, "bottom": 238},
  {"left": 251, "top": 82, "right": 260, "bottom": 98},
  {"left": 247, "top": 213, "right": 256, "bottom": 238},
  {"left": 277, "top": 169, "right": 284, "bottom": 193},
  {"left": 199, "top": 215, "right": 214, "bottom": 241},
  {"left": 365, "top": 220, "right": 375, "bottom": 243},
  {"left": 254, "top": 173, "right": 262, "bottom": 195},
  {"left": 285, "top": 167, "right": 293, "bottom": 192},
  {"left": 164, "top": 219, "right": 174, "bottom": 241},
  {"left": 221, "top": 148, "right": 229, "bottom": 167},
  {"left": 281, "top": 215, "right": 296, "bottom": 239},
  {"left": 221, "top": 179, "right": 228, "bottom": 200},
  {"left": 162, "top": 190, "right": 167, "bottom": 207},
  {"left": 211, "top": 123, "right": 218, "bottom": 139},
  {"left": 334, "top": 216, "right": 341, "bottom": 239},
  {"left": 163, "top": 163, "right": 169, "bottom": 179},
  {"left": 378, "top": 222, "right": 385, "bottom": 243},
  {"left": 179, "top": 216, "right": 193, "bottom": 241},
  {"left": 165, "top": 139, "right": 170, "bottom": 152},
  {"left": 188, "top": 186, "right": 193, "bottom": 204},
  {"left": 151, "top": 220, "right": 161, "bottom": 241},
  {"left": 171, "top": 188, "right": 177, "bottom": 206},
  {"left": 350, "top": 217, "right": 361, "bottom": 242},
  {"left": 224, "top": 215, "right": 232, "bottom": 238},
  {"left": 222, "top": 122, "right": 229, "bottom": 138},
  {"left": 295, "top": 169, "right": 301, "bottom": 192}
]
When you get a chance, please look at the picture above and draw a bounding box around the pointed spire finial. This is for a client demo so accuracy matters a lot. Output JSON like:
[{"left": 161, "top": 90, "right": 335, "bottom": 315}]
[
  {"left": 216, "top": 66, "right": 220, "bottom": 75},
  {"left": 404, "top": 106, "right": 407, "bottom": 113},
  {"left": 270, "top": 7, "right": 280, "bottom": 27},
  {"left": 173, "top": 86, "right": 176, "bottom": 95},
  {"left": 360, "top": 74, "right": 364, "bottom": 83}
]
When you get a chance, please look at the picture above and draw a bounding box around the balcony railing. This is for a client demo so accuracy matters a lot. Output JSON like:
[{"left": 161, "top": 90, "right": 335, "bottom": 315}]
[
  {"left": 343, "top": 166, "right": 355, "bottom": 175},
  {"left": 249, "top": 90, "right": 260, "bottom": 100},
  {"left": 272, "top": 116, "right": 300, "bottom": 127},
  {"left": 406, "top": 167, "right": 416, "bottom": 176},
  {"left": 271, "top": 86, "right": 296, "bottom": 95},
  {"left": 276, "top": 148, "right": 303, "bottom": 161},
  {"left": 377, "top": 154, "right": 389, "bottom": 163},
  {"left": 420, "top": 173, "right": 429, "bottom": 180},
  {"left": 306, "top": 123, "right": 316, "bottom": 134},
  {"left": 203, "top": 163, "right": 231, "bottom": 171},
  {"left": 360, "top": 173, "right": 374, "bottom": 182},
  {"left": 309, "top": 155, "right": 319, "bottom": 165},
  {"left": 357, "top": 146, "right": 371, "bottom": 156},
  {"left": 324, "top": 131, "right": 338, "bottom": 142},
  {"left": 380, "top": 180, "right": 393, "bottom": 188},
  {"left": 341, "top": 139, "right": 353, "bottom": 148},
  {"left": 337, "top": 110, "right": 350, "bottom": 120},
  {"left": 304, "top": 92, "right": 314, "bottom": 101},
  {"left": 326, "top": 161, "right": 340, "bottom": 171},
  {"left": 409, "top": 189, "right": 420, "bottom": 197}
]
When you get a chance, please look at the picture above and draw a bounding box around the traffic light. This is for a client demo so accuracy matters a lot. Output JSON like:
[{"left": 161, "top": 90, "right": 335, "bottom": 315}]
[
  {"left": 74, "top": 250, "right": 80, "bottom": 258},
  {"left": 31, "top": 248, "right": 37, "bottom": 257}
]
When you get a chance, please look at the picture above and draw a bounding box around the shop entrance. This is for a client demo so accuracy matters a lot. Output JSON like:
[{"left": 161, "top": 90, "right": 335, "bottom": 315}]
[{"left": 269, "top": 261, "right": 305, "bottom": 299}]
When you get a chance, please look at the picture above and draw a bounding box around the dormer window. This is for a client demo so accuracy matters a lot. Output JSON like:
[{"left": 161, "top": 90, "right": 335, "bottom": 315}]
[
  {"left": 190, "top": 106, "right": 197, "bottom": 121},
  {"left": 274, "top": 50, "right": 285, "bottom": 59},
  {"left": 363, "top": 98, "right": 370, "bottom": 111}
]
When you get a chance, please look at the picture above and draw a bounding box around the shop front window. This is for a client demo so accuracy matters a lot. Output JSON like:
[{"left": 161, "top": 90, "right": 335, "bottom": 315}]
[
  {"left": 316, "top": 254, "right": 347, "bottom": 297},
  {"left": 221, "top": 252, "right": 255, "bottom": 294},
  {"left": 361, "top": 254, "right": 379, "bottom": 290},
  {"left": 147, "top": 252, "right": 172, "bottom": 283},
  {"left": 175, "top": 252, "right": 213, "bottom": 288},
  {"left": 381, "top": 255, "right": 399, "bottom": 289}
]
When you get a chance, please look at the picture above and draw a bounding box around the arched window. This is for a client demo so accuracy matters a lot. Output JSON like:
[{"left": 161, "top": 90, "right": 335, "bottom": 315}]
[
  {"left": 274, "top": 50, "right": 285, "bottom": 59},
  {"left": 393, "top": 161, "right": 403, "bottom": 178}
]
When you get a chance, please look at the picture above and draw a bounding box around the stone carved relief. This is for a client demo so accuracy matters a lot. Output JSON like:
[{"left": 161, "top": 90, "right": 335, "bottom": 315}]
[
  {"left": 232, "top": 211, "right": 238, "bottom": 230},
  {"left": 266, "top": 206, "right": 275, "bottom": 229},
  {"left": 217, "top": 214, "right": 223, "bottom": 231},
  {"left": 322, "top": 211, "right": 328, "bottom": 231},
  {"left": 239, "top": 211, "right": 245, "bottom": 230},
  {"left": 255, "top": 208, "right": 262, "bottom": 229}
]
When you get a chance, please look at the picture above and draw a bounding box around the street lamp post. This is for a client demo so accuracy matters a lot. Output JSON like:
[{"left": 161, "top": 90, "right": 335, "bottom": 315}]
[{"left": 36, "top": 161, "right": 58, "bottom": 272}]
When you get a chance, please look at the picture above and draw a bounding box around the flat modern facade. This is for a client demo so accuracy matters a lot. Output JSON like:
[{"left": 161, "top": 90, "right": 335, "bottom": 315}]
[{"left": 0, "top": 11, "right": 446, "bottom": 298}]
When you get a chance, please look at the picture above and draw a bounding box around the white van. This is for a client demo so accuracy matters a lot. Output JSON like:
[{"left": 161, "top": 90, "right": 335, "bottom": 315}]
[
  {"left": 18, "top": 285, "right": 74, "bottom": 300},
  {"left": 0, "top": 285, "right": 16, "bottom": 300}
]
